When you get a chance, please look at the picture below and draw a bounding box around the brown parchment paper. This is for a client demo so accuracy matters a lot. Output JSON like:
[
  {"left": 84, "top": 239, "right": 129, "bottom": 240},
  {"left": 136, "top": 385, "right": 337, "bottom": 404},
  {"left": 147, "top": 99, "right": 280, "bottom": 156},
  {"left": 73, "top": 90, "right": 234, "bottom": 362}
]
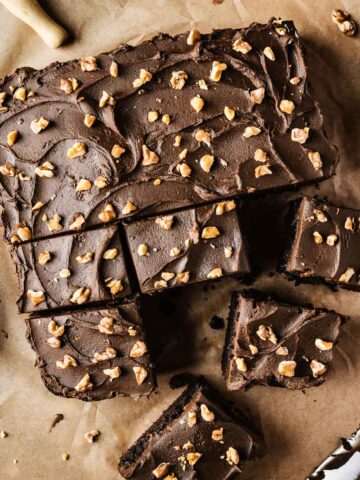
[{"left": 0, "top": 1, "right": 360, "bottom": 479}]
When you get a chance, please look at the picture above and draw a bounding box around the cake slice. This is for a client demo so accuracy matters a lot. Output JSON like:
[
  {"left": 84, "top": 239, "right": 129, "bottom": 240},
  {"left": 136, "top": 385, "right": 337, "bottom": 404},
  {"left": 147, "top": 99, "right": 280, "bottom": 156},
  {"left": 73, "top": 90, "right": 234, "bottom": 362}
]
[
  {"left": 223, "top": 291, "right": 345, "bottom": 390},
  {"left": 118, "top": 378, "right": 265, "bottom": 479}
]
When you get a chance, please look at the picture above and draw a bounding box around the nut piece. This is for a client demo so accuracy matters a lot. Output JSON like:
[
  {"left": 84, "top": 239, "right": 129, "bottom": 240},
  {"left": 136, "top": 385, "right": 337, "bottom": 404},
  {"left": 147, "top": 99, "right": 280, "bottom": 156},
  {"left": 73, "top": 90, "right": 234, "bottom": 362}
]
[
  {"left": 326, "top": 234, "right": 338, "bottom": 246},
  {"left": 133, "top": 366, "right": 148, "bottom": 385},
  {"left": 60, "top": 78, "right": 79, "bottom": 94},
  {"left": 255, "top": 164, "right": 272, "bottom": 178},
  {"left": 332, "top": 9, "right": 357, "bottom": 36},
  {"left": 94, "top": 176, "right": 108, "bottom": 189},
  {"left": 187, "top": 29, "right": 201, "bottom": 45},
  {"left": 224, "top": 106, "right": 235, "bottom": 121},
  {"left": 69, "top": 213, "right": 85, "bottom": 231},
  {"left": 187, "top": 453, "right": 202, "bottom": 466},
  {"left": 103, "top": 248, "right": 118, "bottom": 260},
  {"left": 226, "top": 447, "right": 240, "bottom": 465},
  {"left": 84, "top": 430, "right": 100, "bottom": 444},
  {"left": 278, "top": 360, "right": 297, "bottom": 377},
  {"left": 291, "top": 127, "right": 309, "bottom": 144},
  {"left": 170, "top": 70, "right": 188, "bottom": 90},
  {"left": 233, "top": 38, "right": 252, "bottom": 53},
  {"left": 152, "top": 463, "right": 171, "bottom": 478},
  {"left": 35, "top": 161, "right": 55, "bottom": 178},
  {"left": 211, "top": 428, "right": 224, "bottom": 441},
  {"left": 142, "top": 145, "right": 160, "bottom": 165},
  {"left": 207, "top": 267, "right": 223, "bottom": 279},
  {"left": 224, "top": 246, "right": 233, "bottom": 258},
  {"left": 7, "top": 130, "right": 18, "bottom": 147},
  {"left": 279, "top": 99, "right": 295, "bottom": 114},
  {"left": 99, "top": 90, "right": 116, "bottom": 108},
  {"left": 250, "top": 87, "right": 265, "bottom": 104},
  {"left": 162, "top": 114, "right": 171, "bottom": 125},
  {"left": 154, "top": 280, "right": 168, "bottom": 289},
  {"left": 249, "top": 344, "right": 259, "bottom": 355},
  {"left": 76, "top": 251, "right": 94, "bottom": 264},
  {"left": 111, "top": 144, "right": 125, "bottom": 159},
  {"left": 209, "top": 61, "right": 227, "bottom": 82},
  {"left": 200, "top": 404, "right": 215, "bottom": 422},
  {"left": 177, "top": 271, "right": 190, "bottom": 284},
  {"left": 122, "top": 201, "right": 138, "bottom": 215},
  {"left": 76, "top": 178, "right": 92, "bottom": 192},
  {"left": 161, "top": 272, "right": 175, "bottom": 281},
  {"left": 308, "top": 151, "right": 323, "bottom": 171},
  {"left": 137, "top": 244, "right": 149, "bottom": 257},
  {"left": 147, "top": 111, "right": 159, "bottom": 123},
  {"left": 257, "top": 324, "right": 277, "bottom": 344},
  {"left": 30, "top": 117, "right": 49, "bottom": 134},
  {"left": 48, "top": 320, "right": 64, "bottom": 337},
  {"left": 56, "top": 354, "right": 77, "bottom": 369},
  {"left": 201, "top": 226, "right": 220, "bottom": 239},
  {"left": 194, "top": 129, "right": 211, "bottom": 146},
  {"left": 314, "top": 209, "right": 327, "bottom": 223},
  {"left": 98, "top": 316, "right": 114, "bottom": 334},
  {"left": 130, "top": 341, "right": 147, "bottom": 358},
  {"left": 156, "top": 215, "right": 174, "bottom": 230},
  {"left": 315, "top": 338, "right": 334, "bottom": 351},
  {"left": 67, "top": 142, "right": 87, "bottom": 159},
  {"left": 84, "top": 114, "right": 96, "bottom": 128},
  {"left": 310, "top": 359, "right": 327, "bottom": 378},
  {"left": 177, "top": 163, "right": 192, "bottom": 177},
  {"left": 174, "top": 134, "right": 182, "bottom": 146},
  {"left": 345, "top": 217, "right": 354, "bottom": 231},
  {"left": 0, "top": 163, "right": 16, "bottom": 176},
  {"left": 290, "top": 76, "right": 301, "bottom": 85},
  {"left": 200, "top": 154, "right": 215, "bottom": 173},
  {"left": 98, "top": 203, "right": 116, "bottom": 223},
  {"left": 235, "top": 356, "right": 247, "bottom": 373},
  {"left": 216, "top": 200, "right": 236, "bottom": 215},
  {"left": 190, "top": 95, "right": 205, "bottom": 113},
  {"left": 47, "top": 336, "right": 61, "bottom": 348},
  {"left": 313, "top": 231, "right": 323, "bottom": 244},
  {"left": 75, "top": 373, "right": 93, "bottom": 392},
  {"left": 105, "top": 278, "right": 123, "bottom": 295},
  {"left": 38, "top": 251, "right": 52, "bottom": 265},
  {"left": 48, "top": 214, "right": 63, "bottom": 233},
  {"left": 276, "top": 346, "right": 289, "bottom": 356},
  {"left": 80, "top": 56, "right": 98, "bottom": 72},
  {"left": 110, "top": 61, "right": 119, "bottom": 77},
  {"left": 13, "top": 87, "right": 27, "bottom": 102},
  {"left": 188, "top": 410, "right": 197, "bottom": 427},
  {"left": 103, "top": 367, "right": 121, "bottom": 381},
  {"left": 254, "top": 149, "right": 268, "bottom": 162},
  {"left": 133, "top": 69, "right": 152, "bottom": 88},
  {"left": 70, "top": 287, "right": 91, "bottom": 304},
  {"left": 339, "top": 267, "right": 355, "bottom": 283},
  {"left": 27, "top": 290, "right": 45, "bottom": 306},
  {"left": 17, "top": 224, "right": 32, "bottom": 241},
  {"left": 170, "top": 247, "right": 181, "bottom": 257},
  {"left": 243, "top": 126, "right": 261, "bottom": 138},
  {"left": 178, "top": 148, "right": 187, "bottom": 160},
  {"left": 263, "top": 46, "right": 275, "bottom": 61},
  {"left": 59, "top": 268, "right": 71, "bottom": 278}
]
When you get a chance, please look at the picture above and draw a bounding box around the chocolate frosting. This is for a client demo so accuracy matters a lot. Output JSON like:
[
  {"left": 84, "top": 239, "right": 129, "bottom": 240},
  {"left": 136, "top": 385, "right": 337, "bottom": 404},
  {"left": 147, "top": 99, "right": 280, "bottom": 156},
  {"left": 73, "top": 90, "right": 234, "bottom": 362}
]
[
  {"left": 124, "top": 202, "right": 250, "bottom": 293},
  {"left": 286, "top": 197, "right": 360, "bottom": 290},
  {"left": 10, "top": 225, "right": 132, "bottom": 313},
  {"left": 223, "top": 292, "right": 344, "bottom": 390},
  {"left": 26, "top": 301, "right": 156, "bottom": 401},
  {"left": 0, "top": 20, "right": 338, "bottom": 244},
  {"left": 119, "top": 379, "right": 265, "bottom": 479}
]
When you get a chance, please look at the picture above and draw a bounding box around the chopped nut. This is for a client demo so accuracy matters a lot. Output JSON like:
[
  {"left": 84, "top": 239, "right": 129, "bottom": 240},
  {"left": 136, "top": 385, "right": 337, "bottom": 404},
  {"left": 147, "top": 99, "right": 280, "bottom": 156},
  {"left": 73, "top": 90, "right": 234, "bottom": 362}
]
[
  {"left": 155, "top": 215, "right": 174, "bottom": 230},
  {"left": 235, "top": 356, "right": 247, "bottom": 372},
  {"left": 84, "top": 430, "right": 100, "bottom": 444},
  {"left": 0, "top": 430, "right": 8, "bottom": 439},
  {"left": 313, "top": 231, "right": 323, "bottom": 244},
  {"left": 326, "top": 234, "right": 338, "bottom": 246},
  {"left": 315, "top": 338, "right": 333, "bottom": 351},
  {"left": 110, "top": 61, "right": 119, "bottom": 77},
  {"left": 103, "top": 367, "right": 121, "bottom": 381},
  {"left": 69, "top": 213, "right": 85, "bottom": 230},
  {"left": 106, "top": 278, "right": 123, "bottom": 295},
  {"left": 16, "top": 224, "right": 32, "bottom": 241},
  {"left": 75, "top": 373, "right": 93, "bottom": 392},
  {"left": 194, "top": 129, "right": 211, "bottom": 146},
  {"left": 103, "top": 248, "right": 118, "bottom": 260},
  {"left": 308, "top": 151, "right": 323, "bottom": 171},
  {"left": 187, "top": 453, "right": 202, "bottom": 466},
  {"left": 70, "top": 287, "right": 91, "bottom": 304},
  {"left": 215, "top": 200, "right": 236, "bottom": 215},
  {"left": 190, "top": 95, "right": 205, "bottom": 112},
  {"left": 13, "top": 87, "right": 26, "bottom": 102},
  {"left": 32, "top": 201, "right": 45, "bottom": 212},
  {"left": 178, "top": 148, "right": 188, "bottom": 160},
  {"left": 56, "top": 354, "right": 77, "bottom": 369},
  {"left": 60, "top": 78, "right": 79, "bottom": 94},
  {"left": 38, "top": 251, "right": 52, "bottom": 265},
  {"left": 19, "top": 173, "right": 31, "bottom": 181},
  {"left": 224, "top": 246, "right": 233, "bottom": 258},
  {"left": 290, "top": 76, "right": 301, "bottom": 85},
  {"left": 162, "top": 114, "right": 171, "bottom": 125},
  {"left": 177, "top": 163, "right": 192, "bottom": 177},
  {"left": 128, "top": 327, "right": 137, "bottom": 336},
  {"left": 188, "top": 411, "right": 197, "bottom": 427},
  {"left": 174, "top": 135, "right": 182, "bottom": 146},
  {"left": 62, "top": 453, "right": 70, "bottom": 461},
  {"left": 254, "top": 149, "right": 268, "bottom": 162},
  {"left": 263, "top": 46, "right": 275, "bottom": 61},
  {"left": 30, "top": 117, "right": 49, "bottom": 134},
  {"left": 210, "top": 61, "right": 227, "bottom": 82},
  {"left": 161, "top": 272, "right": 175, "bottom": 281},
  {"left": 291, "top": 127, "right": 309, "bottom": 144},
  {"left": 122, "top": 201, "right": 138, "bottom": 215},
  {"left": 67, "top": 142, "right": 87, "bottom": 159},
  {"left": 152, "top": 463, "right": 171, "bottom": 478},
  {"left": 94, "top": 176, "right": 108, "bottom": 188},
  {"left": 133, "top": 69, "right": 152, "bottom": 88},
  {"left": 310, "top": 359, "right": 327, "bottom": 378},
  {"left": 76, "top": 251, "right": 94, "bottom": 264},
  {"left": 81, "top": 56, "right": 98, "bottom": 71},
  {"left": 249, "top": 344, "right": 259, "bottom": 355},
  {"left": 202, "top": 226, "right": 220, "bottom": 239},
  {"left": 99, "top": 90, "right": 116, "bottom": 108},
  {"left": 226, "top": 447, "right": 239, "bottom": 465},
  {"left": 142, "top": 144, "right": 160, "bottom": 165},
  {"left": 187, "top": 29, "right": 201, "bottom": 45},
  {"left": 130, "top": 341, "right": 147, "bottom": 358},
  {"left": 98, "top": 203, "right": 116, "bottom": 222},
  {"left": 170, "top": 70, "right": 188, "bottom": 90},
  {"left": 275, "top": 26, "right": 288, "bottom": 36},
  {"left": 200, "top": 404, "right": 215, "bottom": 422},
  {"left": 207, "top": 267, "right": 223, "bottom": 279},
  {"left": 48, "top": 214, "right": 63, "bottom": 232},
  {"left": 345, "top": 217, "right": 354, "bottom": 231},
  {"left": 133, "top": 366, "right": 148, "bottom": 385},
  {"left": 153, "top": 178, "right": 161, "bottom": 185},
  {"left": 111, "top": 144, "right": 125, "bottom": 158},
  {"left": 339, "top": 267, "right": 355, "bottom": 283},
  {"left": 212, "top": 428, "right": 224, "bottom": 441},
  {"left": 250, "top": 87, "right": 265, "bottom": 104},
  {"left": 137, "top": 244, "right": 149, "bottom": 257},
  {"left": 177, "top": 271, "right": 190, "bottom": 284},
  {"left": 98, "top": 316, "right": 114, "bottom": 334},
  {"left": 198, "top": 79, "right": 208, "bottom": 90},
  {"left": 84, "top": 114, "right": 96, "bottom": 128},
  {"left": 223, "top": 105, "right": 235, "bottom": 121},
  {"left": 233, "top": 38, "right": 252, "bottom": 53},
  {"left": 278, "top": 360, "right": 297, "bottom": 377},
  {"left": 243, "top": 126, "right": 261, "bottom": 138},
  {"left": 47, "top": 336, "right": 61, "bottom": 348},
  {"left": 35, "top": 161, "right": 55, "bottom": 178},
  {"left": 27, "top": 289, "right": 45, "bottom": 306},
  {"left": 276, "top": 346, "right": 289, "bottom": 356},
  {"left": 200, "top": 154, "right": 215, "bottom": 173},
  {"left": 314, "top": 209, "right": 327, "bottom": 223},
  {"left": 76, "top": 178, "right": 92, "bottom": 192},
  {"left": 7, "top": 130, "right": 18, "bottom": 147},
  {"left": 256, "top": 324, "right": 277, "bottom": 344},
  {"left": 332, "top": 9, "right": 357, "bottom": 36},
  {"left": 183, "top": 441, "right": 193, "bottom": 450},
  {"left": 0, "top": 163, "right": 16, "bottom": 176},
  {"left": 154, "top": 280, "right": 168, "bottom": 289},
  {"left": 255, "top": 164, "right": 272, "bottom": 178},
  {"left": 59, "top": 268, "right": 71, "bottom": 278},
  {"left": 279, "top": 99, "right": 295, "bottom": 114},
  {"left": 170, "top": 247, "right": 181, "bottom": 257},
  {"left": 147, "top": 111, "right": 159, "bottom": 123}
]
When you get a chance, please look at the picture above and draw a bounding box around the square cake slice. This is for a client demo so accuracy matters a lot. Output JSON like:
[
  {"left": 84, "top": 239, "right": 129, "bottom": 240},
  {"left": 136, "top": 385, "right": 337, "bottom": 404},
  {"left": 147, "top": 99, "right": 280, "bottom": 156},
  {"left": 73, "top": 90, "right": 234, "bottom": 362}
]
[
  {"left": 26, "top": 300, "right": 156, "bottom": 401},
  {"left": 11, "top": 225, "right": 132, "bottom": 313},
  {"left": 123, "top": 200, "right": 250, "bottom": 293},
  {"left": 223, "top": 291, "right": 344, "bottom": 390},
  {"left": 285, "top": 197, "right": 360, "bottom": 290},
  {"left": 118, "top": 378, "right": 265, "bottom": 479},
  {"left": 0, "top": 20, "right": 338, "bottom": 244}
]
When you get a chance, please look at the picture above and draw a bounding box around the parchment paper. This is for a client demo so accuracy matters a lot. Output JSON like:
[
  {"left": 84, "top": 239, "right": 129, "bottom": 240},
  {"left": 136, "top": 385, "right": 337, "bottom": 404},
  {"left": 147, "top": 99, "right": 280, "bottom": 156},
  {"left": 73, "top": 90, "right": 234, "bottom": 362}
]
[{"left": 0, "top": 1, "right": 360, "bottom": 479}]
